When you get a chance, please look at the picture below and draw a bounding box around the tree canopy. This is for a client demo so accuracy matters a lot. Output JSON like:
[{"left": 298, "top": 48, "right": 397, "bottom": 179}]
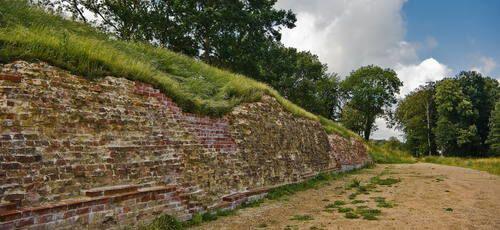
[
  {"left": 394, "top": 83, "right": 437, "bottom": 156},
  {"left": 341, "top": 65, "right": 402, "bottom": 140}
]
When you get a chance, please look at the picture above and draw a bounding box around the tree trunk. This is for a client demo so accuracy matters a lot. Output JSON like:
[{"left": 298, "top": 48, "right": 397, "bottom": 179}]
[
  {"left": 363, "top": 116, "right": 372, "bottom": 141},
  {"left": 425, "top": 101, "right": 432, "bottom": 156}
]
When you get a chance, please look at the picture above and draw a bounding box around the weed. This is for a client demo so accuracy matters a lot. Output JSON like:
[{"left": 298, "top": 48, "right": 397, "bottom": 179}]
[
  {"left": 370, "top": 176, "right": 401, "bottom": 186},
  {"left": 351, "top": 200, "right": 366, "bottom": 204},
  {"left": 338, "top": 207, "right": 354, "bottom": 213},
  {"left": 355, "top": 207, "right": 381, "bottom": 220},
  {"left": 240, "top": 199, "right": 263, "bottom": 208},
  {"left": 290, "top": 215, "right": 314, "bottom": 221},
  {"left": 444, "top": 208, "right": 453, "bottom": 212},
  {"left": 347, "top": 178, "right": 361, "bottom": 188},
  {"left": 142, "top": 214, "right": 183, "bottom": 230},
  {"left": 372, "top": 197, "right": 394, "bottom": 208},
  {"left": 344, "top": 212, "right": 359, "bottom": 219}
]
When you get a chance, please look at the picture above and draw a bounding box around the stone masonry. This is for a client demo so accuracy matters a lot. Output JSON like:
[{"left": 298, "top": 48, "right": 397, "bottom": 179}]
[{"left": 0, "top": 61, "right": 371, "bottom": 229}]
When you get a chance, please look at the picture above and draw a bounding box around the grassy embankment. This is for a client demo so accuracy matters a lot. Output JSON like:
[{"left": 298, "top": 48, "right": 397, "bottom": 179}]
[
  {"left": 421, "top": 156, "right": 500, "bottom": 175},
  {"left": 0, "top": 0, "right": 354, "bottom": 139}
]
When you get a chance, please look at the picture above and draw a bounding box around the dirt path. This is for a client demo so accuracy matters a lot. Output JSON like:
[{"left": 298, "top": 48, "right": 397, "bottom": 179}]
[{"left": 193, "top": 163, "right": 500, "bottom": 230}]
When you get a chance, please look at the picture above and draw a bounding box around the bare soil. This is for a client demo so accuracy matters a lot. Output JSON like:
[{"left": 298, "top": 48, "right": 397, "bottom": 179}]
[{"left": 193, "top": 163, "right": 500, "bottom": 230}]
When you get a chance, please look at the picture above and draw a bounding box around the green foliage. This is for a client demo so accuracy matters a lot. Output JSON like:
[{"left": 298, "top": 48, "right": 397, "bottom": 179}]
[
  {"left": 34, "top": 0, "right": 345, "bottom": 122},
  {"left": 435, "top": 78, "right": 479, "bottom": 154},
  {"left": 341, "top": 65, "right": 403, "bottom": 140},
  {"left": 372, "top": 197, "right": 394, "bottom": 208},
  {"left": 337, "top": 207, "right": 353, "bottom": 213},
  {"left": 143, "top": 215, "right": 183, "bottom": 230},
  {"left": 266, "top": 169, "right": 363, "bottom": 200},
  {"left": 355, "top": 207, "right": 381, "bottom": 220},
  {"left": 38, "top": 0, "right": 296, "bottom": 76},
  {"left": 487, "top": 101, "right": 500, "bottom": 155},
  {"left": 351, "top": 200, "right": 366, "bottom": 204},
  {"left": 370, "top": 176, "right": 400, "bottom": 186},
  {"left": 367, "top": 142, "right": 416, "bottom": 164},
  {"left": 394, "top": 83, "right": 437, "bottom": 156}
]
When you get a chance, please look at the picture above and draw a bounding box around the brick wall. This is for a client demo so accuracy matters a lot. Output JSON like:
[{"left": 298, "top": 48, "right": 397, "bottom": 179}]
[{"left": 0, "top": 61, "right": 370, "bottom": 229}]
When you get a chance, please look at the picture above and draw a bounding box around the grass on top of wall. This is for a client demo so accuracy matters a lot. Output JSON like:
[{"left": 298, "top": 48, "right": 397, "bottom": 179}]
[
  {"left": 0, "top": 1, "right": 356, "bottom": 138},
  {"left": 421, "top": 156, "right": 500, "bottom": 175}
]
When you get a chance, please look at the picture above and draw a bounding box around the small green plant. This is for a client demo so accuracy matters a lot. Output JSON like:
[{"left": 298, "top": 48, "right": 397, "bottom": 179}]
[
  {"left": 201, "top": 212, "right": 218, "bottom": 221},
  {"left": 351, "top": 200, "right": 366, "bottom": 204},
  {"left": 324, "top": 200, "right": 346, "bottom": 209},
  {"left": 347, "top": 178, "right": 361, "bottom": 188},
  {"left": 344, "top": 212, "right": 359, "bottom": 219},
  {"left": 372, "top": 197, "right": 394, "bottom": 208},
  {"left": 444, "top": 208, "right": 453, "bottom": 212},
  {"left": 187, "top": 213, "right": 203, "bottom": 226},
  {"left": 240, "top": 199, "right": 263, "bottom": 208},
  {"left": 370, "top": 176, "right": 401, "bottom": 186},
  {"left": 144, "top": 214, "right": 183, "bottom": 230},
  {"left": 338, "top": 207, "right": 354, "bottom": 213},
  {"left": 356, "top": 207, "right": 381, "bottom": 220},
  {"left": 290, "top": 215, "right": 314, "bottom": 221}
]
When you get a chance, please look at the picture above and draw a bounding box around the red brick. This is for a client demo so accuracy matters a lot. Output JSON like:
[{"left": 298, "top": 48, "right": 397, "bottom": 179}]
[
  {"left": 0, "top": 74, "right": 22, "bottom": 83},
  {"left": 0, "top": 210, "right": 21, "bottom": 222},
  {"left": 15, "top": 217, "right": 35, "bottom": 228},
  {"left": 36, "top": 214, "right": 53, "bottom": 224}
]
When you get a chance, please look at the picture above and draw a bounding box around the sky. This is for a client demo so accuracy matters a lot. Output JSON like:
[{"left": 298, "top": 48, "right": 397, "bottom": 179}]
[{"left": 276, "top": 0, "right": 500, "bottom": 140}]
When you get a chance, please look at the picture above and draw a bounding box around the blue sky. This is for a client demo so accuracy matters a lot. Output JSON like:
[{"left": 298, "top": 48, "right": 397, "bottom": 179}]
[{"left": 403, "top": 0, "right": 500, "bottom": 78}]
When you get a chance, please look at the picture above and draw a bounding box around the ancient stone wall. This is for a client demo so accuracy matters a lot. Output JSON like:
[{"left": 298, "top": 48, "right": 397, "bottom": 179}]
[{"left": 0, "top": 61, "right": 370, "bottom": 229}]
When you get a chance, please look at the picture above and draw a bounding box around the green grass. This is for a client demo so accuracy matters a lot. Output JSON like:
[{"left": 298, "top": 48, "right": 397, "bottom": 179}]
[
  {"left": 0, "top": 0, "right": 358, "bottom": 138},
  {"left": 421, "top": 156, "right": 500, "bottom": 175},
  {"left": 337, "top": 207, "right": 353, "bottom": 213},
  {"left": 355, "top": 207, "right": 381, "bottom": 220},
  {"left": 290, "top": 215, "right": 314, "bottom": 221},
  {"left": 370, "top": 176, "right": 401, "bottom": 186},
  {"left": 372, "top": 197, "right": 394, "bottom": 208},
  {"left": 266, "top": 168, "right": 365, "bottom": 200},
  {"left": 140, "top": 215, "right": 183, "bottom": 230},
  {"left": 344, "top": 212, "right": 359, "bottom": 219},
  {"left": 367, "top": 143, "right": 416, "bottom": 164}
]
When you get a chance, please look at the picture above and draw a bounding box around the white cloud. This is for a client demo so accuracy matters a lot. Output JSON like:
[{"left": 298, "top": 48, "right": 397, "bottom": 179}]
[
  {"left": 277, "top": 0, "right": 418, "bottom": 75},
  {"left": 276, "top": 0, "right": 454, "bottom": 140},
  {"left": 472, "top": 56, "right": 497, "bottom": 75},
  {"left": 395, "top": 58, "right": 452, "bottom": 96}
]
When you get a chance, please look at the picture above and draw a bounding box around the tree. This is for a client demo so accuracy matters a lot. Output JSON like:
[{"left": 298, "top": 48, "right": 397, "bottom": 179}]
[
  {"left": 433, "top": 72, "right": 498, "bottom": 156},
  {"left": 487, "top": 101, "right": 500, "bottom": 156},
  {"left": 434, "top": 78, "right": 478, "bottom": 155},
  {"left": 341, "top": 65, "right": 402, "bottom": 140},
  {"left": 36, "top": 0, "right": 296, "bottom": 78},
  {"left": 394, "top": 83, "right": 437, "bottom": 156},
  {"left": 260, "top": 45, "right": 342, "bottom": 119},
  {"left": 456, "top": 71, "right": 499, "bottom": 153}
]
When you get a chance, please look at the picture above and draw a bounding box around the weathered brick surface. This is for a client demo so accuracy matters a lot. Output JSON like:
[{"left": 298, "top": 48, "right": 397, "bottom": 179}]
[{"left": 0, "top": 61, "right": 370, "bottom": 229}]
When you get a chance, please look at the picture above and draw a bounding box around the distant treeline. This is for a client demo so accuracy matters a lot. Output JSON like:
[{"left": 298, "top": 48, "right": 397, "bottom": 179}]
[
  {"left": 33, "top": 0, "right": 499, "bottom": 157},
  {"left": 393, "top": 72, "right": 499, "bottom": 157}
]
